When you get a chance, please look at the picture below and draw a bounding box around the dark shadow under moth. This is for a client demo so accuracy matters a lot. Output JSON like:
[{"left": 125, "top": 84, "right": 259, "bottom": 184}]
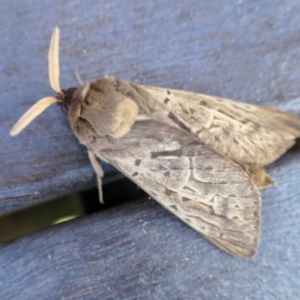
[{"left": 10, "top": 28, "right": 300, "bottom": 258}]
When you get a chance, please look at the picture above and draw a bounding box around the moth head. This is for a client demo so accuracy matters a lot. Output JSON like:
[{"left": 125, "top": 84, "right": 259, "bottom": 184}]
[{"left": 10, "top": 27, "right": 77, "bottom": 136}]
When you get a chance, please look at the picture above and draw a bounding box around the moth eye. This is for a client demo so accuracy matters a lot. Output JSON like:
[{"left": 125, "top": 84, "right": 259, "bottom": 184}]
[{"left": 64, "top": 87, "right": 77, "bottom": 105}]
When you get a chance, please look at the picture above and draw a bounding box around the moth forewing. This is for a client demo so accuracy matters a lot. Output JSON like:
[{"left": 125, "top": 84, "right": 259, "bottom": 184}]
[
  {"left": 131, "top": 84, "right": 300, "bottom": 166},
  {"left": 87, "top": 119, "right": 261, "bottom": 258}
]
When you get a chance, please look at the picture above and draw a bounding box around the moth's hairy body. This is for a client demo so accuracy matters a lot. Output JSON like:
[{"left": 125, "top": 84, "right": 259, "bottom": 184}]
[{"left": 11, "top": 28, "right": 300, "bottom": 258}]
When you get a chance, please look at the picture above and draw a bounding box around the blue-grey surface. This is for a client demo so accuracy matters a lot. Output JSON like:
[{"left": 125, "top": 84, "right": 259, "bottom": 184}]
[{"left": 0, "top": 0, "right": 300, "bottom": 299}]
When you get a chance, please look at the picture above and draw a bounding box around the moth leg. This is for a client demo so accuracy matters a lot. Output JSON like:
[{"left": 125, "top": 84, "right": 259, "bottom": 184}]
[
  {"left": 88, "top": 150, "right": 104, "bottom": 203},
  {"left": 241, "top": 163, "right": 275, "bottom": 189},
  {"left": 74, "top": 70, "right": 84, "bottom": 86}
]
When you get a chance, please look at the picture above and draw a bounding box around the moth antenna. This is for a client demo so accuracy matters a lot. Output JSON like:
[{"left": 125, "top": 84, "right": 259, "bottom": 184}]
[
  {"left": 74, "top": 70, "right": 84, "bottom": 86},
  {"left": 48, "top": 27, "right": 61, "bottom": 93},
  {"left": 10, "top": 97, "right": 58, "bottom": 136}
]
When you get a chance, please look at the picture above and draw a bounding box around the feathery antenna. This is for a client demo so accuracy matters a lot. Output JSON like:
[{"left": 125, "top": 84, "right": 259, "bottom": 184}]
[
  {"left": 48, "top": 27, "right": 61, "bottom": 93},
  {"left": 10, "top": 97, "right": 58, "bottom": 136},
  {"left": 10, "top": 28, "right": 62, "bottom": 136}
]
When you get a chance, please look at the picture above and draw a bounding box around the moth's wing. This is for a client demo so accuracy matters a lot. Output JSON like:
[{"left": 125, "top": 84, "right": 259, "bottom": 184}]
[
  {"left": 99, "top": 120, "right": 261, "bottom": 258},
  {"left": 139, "top": 85, "right": 300, "bottom": 165}
]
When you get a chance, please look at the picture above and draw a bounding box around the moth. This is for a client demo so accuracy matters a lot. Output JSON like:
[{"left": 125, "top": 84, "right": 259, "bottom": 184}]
[{"left": 10, "top": 27, "right": 300, "bottom": 258}]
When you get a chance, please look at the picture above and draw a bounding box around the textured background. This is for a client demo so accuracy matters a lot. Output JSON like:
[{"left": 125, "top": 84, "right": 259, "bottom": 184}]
[{"left": 1, "top": 0, "right": 300, "bottom": 299}]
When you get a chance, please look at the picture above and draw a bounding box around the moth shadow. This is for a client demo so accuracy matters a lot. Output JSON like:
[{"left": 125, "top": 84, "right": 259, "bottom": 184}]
[{"left": 288, "top": 137, "right": 300, "bottom": 155}]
